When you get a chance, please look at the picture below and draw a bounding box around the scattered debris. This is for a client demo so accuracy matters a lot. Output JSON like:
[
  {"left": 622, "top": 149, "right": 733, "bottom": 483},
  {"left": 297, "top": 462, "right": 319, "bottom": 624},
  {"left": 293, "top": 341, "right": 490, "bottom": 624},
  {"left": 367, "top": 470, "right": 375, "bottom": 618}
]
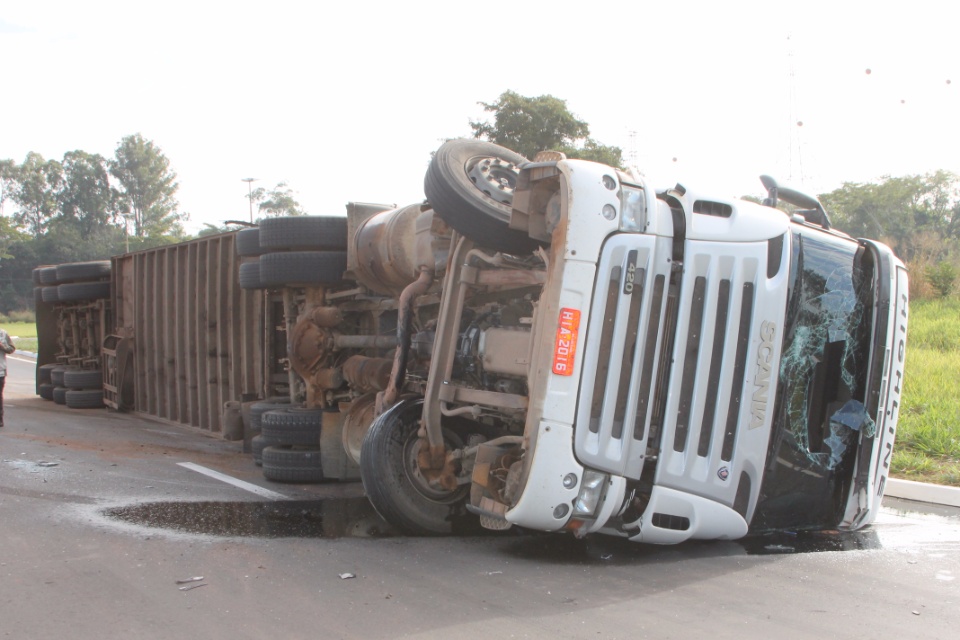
[
  {"left": 178, "top": 583, "right": 208, "bottom": 592},
  {"left": 37, "top": 461, "right": 59, "bottom": 467},
  {"left": 485, "top": 571, "right": 502, "bottom": 575},
  {"left": 176, "top": 576, "right": 205, "bottom": 585},
  {"left": 339, "top": 573, "right": 356, "bottom": 580},
  {"left": 601, "top": 554, "right": 613, "bottom": 561}
]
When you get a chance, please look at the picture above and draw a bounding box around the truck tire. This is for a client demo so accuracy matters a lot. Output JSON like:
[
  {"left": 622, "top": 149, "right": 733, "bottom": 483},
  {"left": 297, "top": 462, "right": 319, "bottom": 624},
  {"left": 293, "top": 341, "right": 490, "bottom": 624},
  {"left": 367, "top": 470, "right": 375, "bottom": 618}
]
[
  {"left": 38, "top": 266, "right": 59, "bottom": 285},
  {"left": 53, "top": 386, "right": 68, "bottom": 405},
  {"left": 235, "top": 227, "right": 263, "bottom": 257},
  {"left": 63, "top": 369, "right": 103, "bottom": 390},
  {"left": 50, "top": 366, "right": 77, "bottom": 387},
  {"left": 250, "top": 398, "right": 293, "bottom": 430},
  {"left": 238, "top": 260, "right": 263, "bottom": 290},
  {"left": 360, "top": 398, "right": 474, "bottom": 535},
  {"left": 424, "top": 139, "right": 538, "bottom": 255},
  {"left": 38, "top": 363, "right": 59, "bottom": 385},
  {"left": 259, "top": 251, "right": 347, "bottom": 287},
  {"left": 65, "top": 389, "right": 105, "bottom": 409},
  {"left": 57, "top": 281, "right": 111, "bottom": 302},
  {"left": 33, "top": 266, "right": 52, "bottom": 285},
  {"left": 261, "top": 408, "right": 324, "bottom": 447},
  {"left": 41, "top": 286, "right": 60, "bottom": 303},
  {"left": 259, "top": 216, "right": 348, "bottom": 251},
  {"left": 38, "top": 383, "right": 55, "bottom": 400},
  {"left": 262, "top": 446, "right": 325, "bottom": 483},
  {"left": 55, "top": 260, "right": 111, "bottom": 283}
]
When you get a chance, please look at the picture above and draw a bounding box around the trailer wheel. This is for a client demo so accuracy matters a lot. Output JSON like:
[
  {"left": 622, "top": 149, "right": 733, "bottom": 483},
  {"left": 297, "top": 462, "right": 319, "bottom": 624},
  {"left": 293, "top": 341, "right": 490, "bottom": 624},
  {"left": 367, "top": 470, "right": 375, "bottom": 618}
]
[
  {"left": 55, "top": 260, "right": 111, "bottom": 283},
  {"left": 53, "top": 386, "right": 68, "bottom": 405},
  {"left": 238, "top": 260, "right": 263, "bottom": 290},
  {"left": 41, "top": 286, "right": 60, "bottom": 303},
  {"left": 63, "top": 369, "right": 103, "bottom": 390},
  {"left": 259, "top": 251, "right": 347, "bottom": 287},
  {"left": 360, "top": 398, "right": 473, "bottom": 535},
  {"left": 50, "top": 366, "right": 77, "bottom": 387},
  {"left": 57, "top": 281, "right": 110, "bottom": 302},
  {"left": 235, "top": 227, "right": 263, "bottom": 257},
  {"left": 38, "top": 266, "right": 59, "bottom": 285},
  {"left": 37, "top": 364, "right": 59, "bottom": 385},
  {"left": 261, "top": 407, "right": 324, "bottom": 447},
  {"left": 259, "top": 216, "right": 348, "bottom": 251},
  {"left": 262, "top": 446, "right": 325, "bottom": 483},
  {"left": 38, "top": 383, "right": 55, "bottom": 400},
  {"left": 424, "top": 139, "right": 538, "bottom": 255},
  {"left": 249, "top": 398, "right": 293, "bottom": 430},
  {"left": 65, "top": 389, "right": 105, "bottom": 409}
]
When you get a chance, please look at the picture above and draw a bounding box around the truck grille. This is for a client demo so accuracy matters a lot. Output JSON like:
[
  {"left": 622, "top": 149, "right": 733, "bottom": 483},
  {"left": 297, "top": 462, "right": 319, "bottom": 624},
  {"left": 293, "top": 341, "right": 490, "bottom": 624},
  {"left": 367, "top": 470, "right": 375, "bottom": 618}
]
[{"left": 575, "top": 235, "right": 780, "bottom": 497}]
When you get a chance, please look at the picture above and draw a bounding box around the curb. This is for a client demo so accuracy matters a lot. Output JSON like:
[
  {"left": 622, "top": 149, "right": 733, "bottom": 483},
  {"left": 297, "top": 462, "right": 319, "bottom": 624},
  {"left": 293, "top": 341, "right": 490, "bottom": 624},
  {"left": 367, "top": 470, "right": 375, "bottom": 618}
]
[{"left": 885, "top": 478, "right": 960, "bottom": 508}]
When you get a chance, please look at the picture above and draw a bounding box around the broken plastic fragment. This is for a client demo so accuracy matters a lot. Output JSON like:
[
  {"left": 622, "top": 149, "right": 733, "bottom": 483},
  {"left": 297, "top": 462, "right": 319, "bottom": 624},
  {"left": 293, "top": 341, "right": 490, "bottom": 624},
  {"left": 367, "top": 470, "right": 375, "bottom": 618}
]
[
  {"left": 178, "top": 583, "right": 208, "bottom": 592},
  {"left": 176, "top": 576, "right": 205, "bottom": 584},
  {"left": 814, "top": 400, "right": 878, "bottom": 470},
  {"left": 829, "top": 399, "right": 876, "bottom": 437},
  {"left": 339, "top": 573, "right": 356, "bottom": 580}
]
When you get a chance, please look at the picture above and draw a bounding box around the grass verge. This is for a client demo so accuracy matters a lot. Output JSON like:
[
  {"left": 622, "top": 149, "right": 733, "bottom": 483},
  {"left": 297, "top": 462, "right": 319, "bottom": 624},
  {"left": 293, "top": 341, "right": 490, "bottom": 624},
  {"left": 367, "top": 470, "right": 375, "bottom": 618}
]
[
  {"left": 892, "top": 297, "right": 960, "bottom": 486},
  {"left": 3, "top": 321, "right": 38, "bottom": 353}
]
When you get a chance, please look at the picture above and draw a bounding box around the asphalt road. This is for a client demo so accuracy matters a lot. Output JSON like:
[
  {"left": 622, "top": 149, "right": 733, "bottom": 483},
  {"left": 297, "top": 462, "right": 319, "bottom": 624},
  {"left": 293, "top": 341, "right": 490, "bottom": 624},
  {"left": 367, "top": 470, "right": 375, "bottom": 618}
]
[{"left": 1, "top": 356, "right": 958, "bottom": 639}]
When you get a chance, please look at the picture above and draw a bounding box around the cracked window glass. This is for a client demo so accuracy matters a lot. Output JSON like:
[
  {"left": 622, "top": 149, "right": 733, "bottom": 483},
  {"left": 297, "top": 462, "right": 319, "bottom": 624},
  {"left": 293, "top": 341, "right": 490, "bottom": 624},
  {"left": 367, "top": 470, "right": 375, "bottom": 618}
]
[{"left": 753, "top": 231, "right": 875, "bottom": 532}]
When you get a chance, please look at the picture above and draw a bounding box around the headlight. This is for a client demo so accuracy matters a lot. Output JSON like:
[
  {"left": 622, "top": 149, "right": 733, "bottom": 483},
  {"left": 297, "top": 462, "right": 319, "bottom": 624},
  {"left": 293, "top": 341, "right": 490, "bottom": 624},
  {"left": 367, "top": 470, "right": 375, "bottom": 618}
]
[
  {"left": 572, "top": 469, "right": 608, "bottom": 517},
  {"left": 618, "top": 185, "right": 647, "bottom": 232}
]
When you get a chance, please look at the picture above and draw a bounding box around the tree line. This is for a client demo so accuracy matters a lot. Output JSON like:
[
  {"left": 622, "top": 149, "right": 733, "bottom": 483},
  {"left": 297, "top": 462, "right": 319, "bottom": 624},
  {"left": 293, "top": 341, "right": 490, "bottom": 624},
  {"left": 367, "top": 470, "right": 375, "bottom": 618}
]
[
  {"left": 2, "top": 92, "right": 956, "bottom": 313},
  {"left": 0, "top": 134, "right": 308, "bottom": 313},
  {"left": 819, "top": 171, "right": 959, "bottom": 298}
]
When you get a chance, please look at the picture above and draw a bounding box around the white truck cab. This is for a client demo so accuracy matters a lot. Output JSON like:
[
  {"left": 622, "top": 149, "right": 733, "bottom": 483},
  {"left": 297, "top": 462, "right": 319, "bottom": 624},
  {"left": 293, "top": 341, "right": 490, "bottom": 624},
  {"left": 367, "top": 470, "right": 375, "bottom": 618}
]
[{"left": 288, "top": 139, "right": 907, "bottom": 543}]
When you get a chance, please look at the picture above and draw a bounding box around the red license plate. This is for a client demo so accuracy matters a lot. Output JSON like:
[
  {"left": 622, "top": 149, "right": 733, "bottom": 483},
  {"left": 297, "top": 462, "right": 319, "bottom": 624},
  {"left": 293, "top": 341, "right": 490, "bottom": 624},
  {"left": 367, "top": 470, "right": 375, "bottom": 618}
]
[{"left": 552, "top": 308, "right": 580, "bottom": 376}]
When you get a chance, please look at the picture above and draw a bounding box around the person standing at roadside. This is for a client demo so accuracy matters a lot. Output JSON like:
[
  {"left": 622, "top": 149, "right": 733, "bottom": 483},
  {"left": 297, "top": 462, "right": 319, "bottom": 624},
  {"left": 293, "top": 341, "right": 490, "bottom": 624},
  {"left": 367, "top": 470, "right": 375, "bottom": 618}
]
[{"left": 0, "top": 327, "right": 16, "bottom": 428}]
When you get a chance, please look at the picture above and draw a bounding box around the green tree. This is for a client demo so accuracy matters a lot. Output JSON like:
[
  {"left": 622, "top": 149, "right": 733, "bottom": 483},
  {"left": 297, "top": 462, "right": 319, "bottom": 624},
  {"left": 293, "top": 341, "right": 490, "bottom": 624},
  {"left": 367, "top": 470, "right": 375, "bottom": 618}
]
[
  {"left": 0, "top": 159, "right": 16, "bottom": 217},
  {"left": 58, "top": 150, "right": 121, "bottom": 235},
  {"left": 0, "top": 214, "right": 26, "bottom": 260},
  {"left": 250, "top": 182, "right": 306, "bottom": 217},
  {"left": 109, "top": 133, "right": 184, "bottom": 238},
  {"left": 470, "top": 91, "right": 623, "bottom": 167},
  {"left": 6, "top": 152, "right": 63, "bottom": 238},
  {"left": 820, "top": 171, "right": 960, "bottom": 260}
]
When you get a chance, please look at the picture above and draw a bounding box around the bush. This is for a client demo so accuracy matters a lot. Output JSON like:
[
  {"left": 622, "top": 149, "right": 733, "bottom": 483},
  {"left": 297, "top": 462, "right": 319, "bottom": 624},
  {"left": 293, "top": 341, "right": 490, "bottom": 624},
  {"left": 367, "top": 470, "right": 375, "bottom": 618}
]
[
  {"left": 0, "top": 309, "right": 36, "bottom": 324},
  {"left": 926, "top": 262, "right": 958, "bottom": 298}
]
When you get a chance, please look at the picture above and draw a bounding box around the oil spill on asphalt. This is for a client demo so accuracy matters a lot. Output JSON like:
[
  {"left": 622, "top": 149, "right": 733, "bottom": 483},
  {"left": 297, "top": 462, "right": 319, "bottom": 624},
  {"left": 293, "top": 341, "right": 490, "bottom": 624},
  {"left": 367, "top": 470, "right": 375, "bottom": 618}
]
[
  {"left": 102, "top": 495, "right": 960, "bottom": 555},
  {"left": 103, "top": 497, "right": 398, "bottom": 539}
]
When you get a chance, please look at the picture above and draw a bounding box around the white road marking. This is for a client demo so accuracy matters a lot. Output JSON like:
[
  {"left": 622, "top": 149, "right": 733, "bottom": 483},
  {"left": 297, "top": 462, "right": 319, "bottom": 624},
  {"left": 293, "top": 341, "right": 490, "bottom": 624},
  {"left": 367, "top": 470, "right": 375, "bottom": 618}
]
[{"left": 177, "top": 462, "right": 287, "bottom": 500}]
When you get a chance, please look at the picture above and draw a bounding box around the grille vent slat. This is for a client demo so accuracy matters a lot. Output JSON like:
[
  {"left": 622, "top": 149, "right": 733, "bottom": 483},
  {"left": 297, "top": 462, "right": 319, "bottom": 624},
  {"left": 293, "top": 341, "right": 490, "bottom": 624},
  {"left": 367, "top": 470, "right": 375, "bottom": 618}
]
[
  {"left": 721, "top": 282, "right": 755, "bottom": 461},
  {"left": 633, "top": 274, "right": 665, "bottom": 442},
  {"left": 673, "top": 276, "right": 707, "bottom": 453},
  {"left": 698, "top": 279, "right": 732, "bottom": 457},
  {"left": 589, "top": 266, "right": 622, "bottom": 434}
]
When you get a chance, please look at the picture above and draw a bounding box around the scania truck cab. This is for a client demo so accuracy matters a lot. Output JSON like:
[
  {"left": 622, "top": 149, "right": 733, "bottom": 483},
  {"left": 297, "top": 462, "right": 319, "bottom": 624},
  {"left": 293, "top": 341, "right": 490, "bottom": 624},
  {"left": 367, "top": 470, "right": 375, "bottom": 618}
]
[{"left": 279, "top": 139, "right": 908, "bottom": 543}]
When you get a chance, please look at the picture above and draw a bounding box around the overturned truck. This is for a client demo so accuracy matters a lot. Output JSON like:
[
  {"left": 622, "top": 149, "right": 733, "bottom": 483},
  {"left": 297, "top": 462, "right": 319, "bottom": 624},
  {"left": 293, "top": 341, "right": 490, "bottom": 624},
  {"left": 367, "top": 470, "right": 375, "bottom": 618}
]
[{"left": 242, "top": 139, "right": 909, "bottom": 543}]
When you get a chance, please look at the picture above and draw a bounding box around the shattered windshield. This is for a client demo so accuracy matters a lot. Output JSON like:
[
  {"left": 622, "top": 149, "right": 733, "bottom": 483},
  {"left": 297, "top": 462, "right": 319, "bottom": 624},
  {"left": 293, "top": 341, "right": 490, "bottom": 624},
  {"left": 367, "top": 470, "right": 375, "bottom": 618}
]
[{"left": 752, "top": 230, "right": 875, "bottom": 532}]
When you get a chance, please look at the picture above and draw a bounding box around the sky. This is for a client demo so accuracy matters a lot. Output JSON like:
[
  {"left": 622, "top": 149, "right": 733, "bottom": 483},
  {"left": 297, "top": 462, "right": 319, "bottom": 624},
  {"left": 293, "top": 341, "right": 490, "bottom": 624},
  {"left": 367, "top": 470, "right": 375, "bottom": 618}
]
[{"left": 2, "top": 0, "right": 958, "bottom": 235}]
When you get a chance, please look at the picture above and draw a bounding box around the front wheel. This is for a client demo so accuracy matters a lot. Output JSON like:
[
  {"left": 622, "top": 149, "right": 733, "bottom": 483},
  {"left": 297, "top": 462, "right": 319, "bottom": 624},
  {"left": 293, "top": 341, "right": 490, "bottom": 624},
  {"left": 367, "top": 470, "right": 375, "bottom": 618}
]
[
  {"left": 359, "top": 398, "right": 473, "bottom": 535},
  {"left": 424, "top": 139, "right": 538, "bottom": 255}
]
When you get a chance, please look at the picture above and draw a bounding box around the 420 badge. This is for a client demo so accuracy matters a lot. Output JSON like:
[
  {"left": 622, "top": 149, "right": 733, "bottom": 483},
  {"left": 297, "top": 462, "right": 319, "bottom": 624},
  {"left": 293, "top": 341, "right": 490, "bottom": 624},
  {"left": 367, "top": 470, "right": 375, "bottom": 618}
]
[{"left": 552, "top": 308, "right": 581, "bottom": 376}]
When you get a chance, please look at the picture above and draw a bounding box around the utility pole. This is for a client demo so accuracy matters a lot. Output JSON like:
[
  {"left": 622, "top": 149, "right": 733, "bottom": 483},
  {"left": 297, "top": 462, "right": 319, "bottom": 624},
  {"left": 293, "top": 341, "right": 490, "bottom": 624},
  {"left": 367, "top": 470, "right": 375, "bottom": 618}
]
[{"left": 241, "top": 178, "right": 258, "bottom": 223}]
